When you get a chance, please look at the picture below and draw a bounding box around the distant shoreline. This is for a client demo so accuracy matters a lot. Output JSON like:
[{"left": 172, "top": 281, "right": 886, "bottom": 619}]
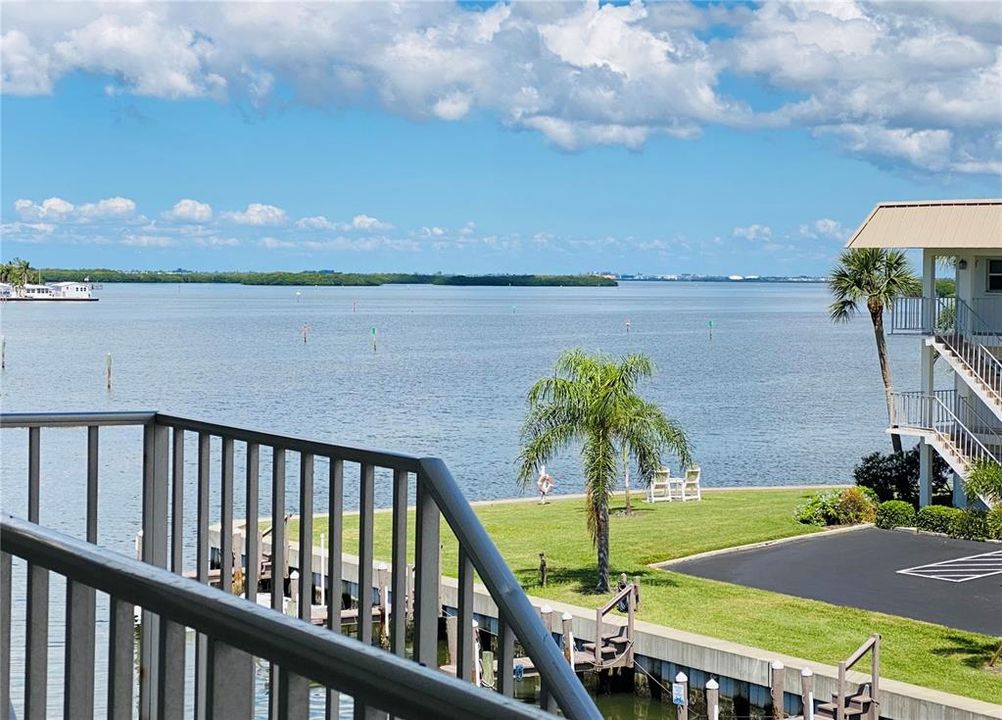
[{"left": 37, "top": 269, "right": 617, "bottom": 288}]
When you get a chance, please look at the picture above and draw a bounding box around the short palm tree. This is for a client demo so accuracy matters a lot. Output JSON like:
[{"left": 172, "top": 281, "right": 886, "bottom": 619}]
[
  {"left": 828, "top": 248, "right": 921, "bottom": 453},
  {"left": 965, "top": 459, "right": 1002, "bottom": 507},
  {"left": 517, "top": 349, "right": 691, "bottom": 592}
]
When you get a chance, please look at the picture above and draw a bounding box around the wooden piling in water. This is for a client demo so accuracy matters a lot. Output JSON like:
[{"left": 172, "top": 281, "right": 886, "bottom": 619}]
[
  {"left": 706, "top": 678, "right": 719, "bottom": 720},
  {"left": 771, "top": 660, "right": 785, "bottom": 720},
  {"left": 674, "top": 671, "right": 689, "bottom": 720},
  {"left": 801, "top": 667, "right": 814, "bottom": 720}
]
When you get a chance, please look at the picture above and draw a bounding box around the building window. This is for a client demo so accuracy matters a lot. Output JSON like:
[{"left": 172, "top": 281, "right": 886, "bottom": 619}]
[{"left": 989, "top": 259, "right": 1002, "bottom": 293}]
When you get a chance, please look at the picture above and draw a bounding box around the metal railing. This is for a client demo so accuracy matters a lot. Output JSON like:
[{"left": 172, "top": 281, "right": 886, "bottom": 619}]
[
  {"left": 891, "top": 393, "right": 1001, "bottom": 469},
  {"left": 890, "top": 296, "right": 1002, "bottom": 401},
  {"left": 0, "top": 412, "right": 601, "bottom": 720}
]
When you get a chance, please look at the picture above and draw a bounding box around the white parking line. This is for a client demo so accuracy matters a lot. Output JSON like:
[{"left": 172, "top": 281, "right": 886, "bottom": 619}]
[{"left": 898, "top": 550, "right": 1002, "bottom": 583}]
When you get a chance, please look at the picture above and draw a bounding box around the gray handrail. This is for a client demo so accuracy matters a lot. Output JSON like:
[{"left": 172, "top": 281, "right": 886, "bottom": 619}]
[
  {"left": 0, "top": 411, "right": 601, "bottom": 719},
  {"left": 417, "top": 458, "right": 602, "bottom": 720},
  {"left": 0, "top": 513, "right": 551, "bottom": 720}
]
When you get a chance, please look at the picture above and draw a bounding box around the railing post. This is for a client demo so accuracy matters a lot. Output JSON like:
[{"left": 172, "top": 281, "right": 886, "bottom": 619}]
[
  {"left": 561, "top": 612, "right": 574, "bottom": 667},
  {"left": 390, "top": 469, "right": 408, "bottom": 657},
  {"left": 325, "top": 458, "right": 344, "bottom": 720},
  {"left": 870, "top": 635, "right": 880, "bottom": 720},
  {"left": 25, "top": 425, "right": 48, "bottom": 720},
  {"left": 457, "top": 547, "right": 475, "bottom": 682},
  {"left": 140, "top": 419, "right": 169, "bottom": 719},
  {"left": 195, "top": 431, "right": 211, "bottom": 720},
  {"left": 413, "top": 475, "right": 441, "bottom": 668},
  {"left": 496, "top": 615, "right": 515, "bottom": 697},
  {"left": 206, "top": 639, "right": 254, "bottom": 720},
  {"left": 538, "top": 605, "right": 556, "bottom": 712}
]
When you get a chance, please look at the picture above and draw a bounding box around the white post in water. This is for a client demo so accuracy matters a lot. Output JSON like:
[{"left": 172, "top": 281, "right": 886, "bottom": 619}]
[
  {"left": 472, "top": 619, "right": 482, "bottom": 687},
  {"left": 705, "top": 678, "right": 720, "bottom": 720},
  {"left": 105, "top": 352, "right": 112, "bottom": 390},
  {"left": 1, "top": 334, "right": 5, "bottom": 370},
  {"left": 289, "top": 570, "right": 299, "bottom": 616},
  {"left": 561, "top": 612, "right": 574, "bottom": 666},
  {"left": 770, "top": 660, "right": 785, "bottom": 720},
  {"left": 674, "top": 671, "right": 689, "bottom": 720},
  {"left": 801, "top": 668, "right": 815, "bottom": 720}
]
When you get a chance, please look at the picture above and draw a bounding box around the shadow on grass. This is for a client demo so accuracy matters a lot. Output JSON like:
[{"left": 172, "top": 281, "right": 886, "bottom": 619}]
[
  {"left": 514, "top": 565, "right": 684, "bottom": 595},
  {"left": 930, "top": 634, "right": 1001, "bottom": 670}
]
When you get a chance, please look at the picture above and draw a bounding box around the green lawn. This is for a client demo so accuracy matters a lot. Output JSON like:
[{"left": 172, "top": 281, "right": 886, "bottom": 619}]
[{"left": 287, "top": 489, "right": 1002, "bottom": 705}]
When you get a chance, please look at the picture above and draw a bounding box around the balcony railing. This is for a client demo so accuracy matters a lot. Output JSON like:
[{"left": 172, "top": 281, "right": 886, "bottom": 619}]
[
  {"left": 0, "top": 412, "right": 601, "bottom": 720},
  {"left": 891, "top": 392, "right": 1001, "bottom": 468}
]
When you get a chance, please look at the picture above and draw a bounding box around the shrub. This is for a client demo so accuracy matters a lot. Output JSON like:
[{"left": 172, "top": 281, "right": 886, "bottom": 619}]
[
  {"left": 833, "top": 486, "right": 877, "bottom": 525},
  {"left": 795, "top": 488, "right": 876, "bottom": 526},
  {"left": 949, "top": 510, "right": 989, "bottom": 541},
  {"left": 853, "top": 449, "right": 950, "bottom": 506},
  {"left": 964, "top": 459, "right": 1002, "bottom": 507},
  {"left": 915, "top": 505, "right": 963, "bottom": 534},
  {"left": 987, "top": 506, "right": 1002, "bottom": 540},
  {"left": 875, "top": 500, "right": 915, "bottom": 529},
  {"left": 858, "top": 448, "right": 952, "bottom": 505},
  {"left": 794, "top": 490, "right": 842, "bottom": 526}
]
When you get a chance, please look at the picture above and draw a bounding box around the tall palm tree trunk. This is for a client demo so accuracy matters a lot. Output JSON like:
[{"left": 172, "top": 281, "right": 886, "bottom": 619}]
[
  {"left": 595, "top": 505, "right": 610, "bottom": 592},
  {"left": 622, "top": 445, "right": 632, "bottom": 515},
  {"left": 869, "top": 301, "right": 903, "bottom": 453}
]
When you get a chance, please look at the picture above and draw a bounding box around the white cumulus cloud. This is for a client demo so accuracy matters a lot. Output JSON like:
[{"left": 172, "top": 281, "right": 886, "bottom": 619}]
[
  {"left": 162, "top": 198, "right": 212, "bottom": 223},
  {"left": 222, "top": 203, "right": 287, "bottom": 226},
  {"left": 5, "top": 2, "right": 996, "bottom": 172}
]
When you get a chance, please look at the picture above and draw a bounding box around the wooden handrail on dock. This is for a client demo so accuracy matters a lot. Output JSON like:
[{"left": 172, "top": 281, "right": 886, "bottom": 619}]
[{"left": 592, "top": 582, "right": 636, "bottom": 669}]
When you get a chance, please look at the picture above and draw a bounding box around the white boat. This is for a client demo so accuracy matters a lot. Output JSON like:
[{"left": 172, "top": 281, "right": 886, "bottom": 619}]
[{"left": 1, "top": 281, "right": 98, "bottom": 301}]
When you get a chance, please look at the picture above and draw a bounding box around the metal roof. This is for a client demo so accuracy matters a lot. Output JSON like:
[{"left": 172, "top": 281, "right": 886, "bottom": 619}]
[{"left": 846, "top": 199, "right": 1002, "bottom": 249}]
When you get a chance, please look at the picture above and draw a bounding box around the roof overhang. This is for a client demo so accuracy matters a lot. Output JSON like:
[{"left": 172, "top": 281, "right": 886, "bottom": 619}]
[{"left": 846, "top": 199, "right": 1002, "bottom": 250}]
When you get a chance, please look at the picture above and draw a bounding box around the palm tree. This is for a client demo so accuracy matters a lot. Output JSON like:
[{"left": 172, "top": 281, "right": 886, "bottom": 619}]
[
  {"left": 7, "top": 257, "right": 33, "bottom": 287},
  {"left": 517, "top": 349, "right": 691, "bottom": 592},
  {"left": 829, "top": 248, "right": 921, "bottom": 453}
]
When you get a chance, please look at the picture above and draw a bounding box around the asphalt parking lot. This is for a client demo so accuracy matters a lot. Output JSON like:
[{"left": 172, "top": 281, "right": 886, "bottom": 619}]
[{"left": 661, "top": 527, "right": 1001, "bottom": 635}]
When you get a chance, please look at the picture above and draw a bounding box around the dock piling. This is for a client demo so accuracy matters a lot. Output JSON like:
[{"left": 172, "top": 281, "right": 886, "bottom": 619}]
[
  {"left": 801, "top": 667, "right": 815, "bottom": 720},
  {"left": 706, "top": 678, "right": 719, "bottom": 720},
  {"left": 674, "top": 671, "right": 689, "bottom": 720},
  {"left": 771, "top": 660, "right": 785, "bottom": 720}
]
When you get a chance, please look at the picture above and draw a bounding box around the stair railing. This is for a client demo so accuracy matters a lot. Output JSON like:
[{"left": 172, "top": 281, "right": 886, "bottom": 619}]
[
  {"left": 835, "top": 634, "right": 880, "bottom": 720},
  {"left": 930, "top": 395, "right": 1001, "bottom": 468},
  {"left": 956, "top": 395, "right": 1002, "bottom": 451},
  {"left": 593, "top": 582, "right": 635, "bottom": 668},
  {"left": 935, "top": 297, "right": 1002, "bottom": 399}
]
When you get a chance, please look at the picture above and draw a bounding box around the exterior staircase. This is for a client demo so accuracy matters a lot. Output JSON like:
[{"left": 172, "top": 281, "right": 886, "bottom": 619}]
[
  {"left": 928, "top": 335, "right": 1002, "bottom": 421},
  {"left": 815, "top": 684, "right": 875, "bottom": 719},
  {"left": 892, "top": 391, "right": 1001, "bottom": 508}
]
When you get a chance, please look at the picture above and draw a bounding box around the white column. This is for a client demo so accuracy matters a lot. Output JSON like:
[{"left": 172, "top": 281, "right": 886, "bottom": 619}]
[{"left": 919, "top": 442, "right": 933, "bottom": 507}]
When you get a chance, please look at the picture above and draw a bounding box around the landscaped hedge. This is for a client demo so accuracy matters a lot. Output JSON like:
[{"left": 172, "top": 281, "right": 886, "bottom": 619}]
[
  {"left": 853, "top": 448, "right": 950, "bottom": 506},
  {"left": 987, "top": 506, "right": 1002, "bottom": 540},
  {"left": 949, "top": 510, "right": 989, "bottom": 541},
  {"left": 875, "top": 500, "right": 916, "bottom": 529},
  {"left": 795, "top": 487, "right": 877, "bottom": 527},
  {"left": 915, "top": 505, "right": 963, "bottom": 533}
]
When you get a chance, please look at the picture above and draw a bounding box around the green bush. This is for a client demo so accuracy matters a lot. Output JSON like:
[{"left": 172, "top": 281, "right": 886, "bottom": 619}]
[
  {"left": 794, "top": 490, "right": 842, "bottom": 526},
  {"left": 949, "top": 510, "right": 989, "bottom": 541},
  {"left": 915, "top": 505, "right": 963, "bottom": 534},
  {"left": 875, "top": 500, "right": 916, "bottom": 529},
  {"left": 987, "top": 506, "right": 1002, "bottom": 540},
  {"left": 853, "top": 449, "right": 950, "bottom": 506},
  {"left": 833, "top": 486, "right": 877, "bottom": 525},
  {"left": 795, "top": 488, "right": 876, "bottom": 526}
]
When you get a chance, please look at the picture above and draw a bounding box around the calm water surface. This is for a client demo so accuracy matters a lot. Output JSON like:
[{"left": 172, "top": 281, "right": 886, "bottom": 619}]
[{"left": 0, "top": 281, "right": 934, "bottom": 717}]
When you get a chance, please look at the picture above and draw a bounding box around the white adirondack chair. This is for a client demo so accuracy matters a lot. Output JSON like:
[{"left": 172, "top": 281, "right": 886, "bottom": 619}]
[{"left": 646, "top": 467, "right": 672, "bottom": 503}]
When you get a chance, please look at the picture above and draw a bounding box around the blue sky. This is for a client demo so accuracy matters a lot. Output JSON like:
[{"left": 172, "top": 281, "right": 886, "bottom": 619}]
[{"left": 2, "top": 2, "right": 999, "bottom": 275}]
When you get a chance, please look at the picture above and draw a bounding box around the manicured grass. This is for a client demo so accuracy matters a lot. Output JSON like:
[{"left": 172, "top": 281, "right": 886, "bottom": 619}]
[{"left": 287, "top": 489, "right": 1002, "bottom": 705}]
